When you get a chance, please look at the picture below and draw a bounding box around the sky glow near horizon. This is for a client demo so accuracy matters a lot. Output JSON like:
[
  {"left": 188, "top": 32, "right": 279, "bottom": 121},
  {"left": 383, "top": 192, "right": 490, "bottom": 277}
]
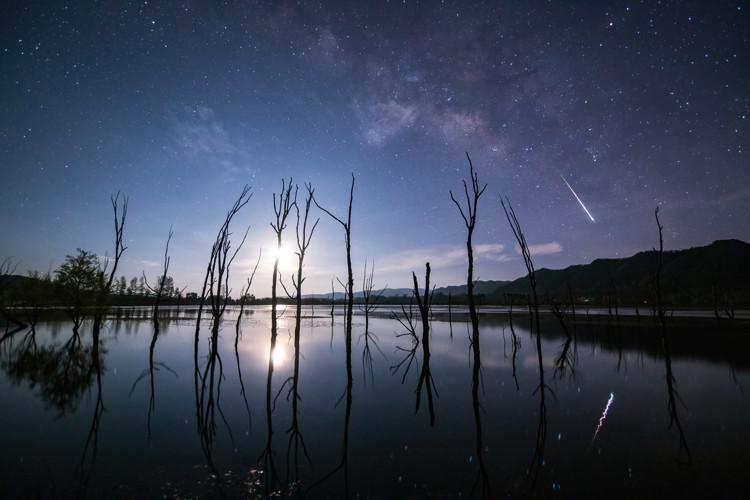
[{"left": 1, "top": 1, "right": 748, "bottom": 296}]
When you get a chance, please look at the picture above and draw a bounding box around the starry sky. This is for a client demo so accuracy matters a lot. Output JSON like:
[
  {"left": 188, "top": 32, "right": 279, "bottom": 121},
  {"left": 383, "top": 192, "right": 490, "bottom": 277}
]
[{"left": 1, "top": 0, "right": 748, "bottom": 296}]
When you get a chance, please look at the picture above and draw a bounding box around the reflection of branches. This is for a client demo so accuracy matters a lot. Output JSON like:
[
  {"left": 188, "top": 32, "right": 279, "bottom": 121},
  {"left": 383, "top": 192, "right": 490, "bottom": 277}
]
[
  {"left": 508, "top": 310, "right": 521, "bottom": 392},
  {"left": 234, "top": 251, "right": 260, "bottom": 436},
  {"left": 196, "top": 333, "right": 234, "bottom": 485},
  {"left": 77, "top": 324, "right": 105, "bottom": 495},
  {"left": 128, "top": 325, "right": 178, "bottom": 440},
  {"left": 470, "top": 339, "right": 490, "bottom": 499},
  {"left": 501, "top": 198, "right": 548, "bottom": 488},
  {"left": 2, "top": 328, "right": 98, "bottom": 415},
  {"left": 391, "top": 264, "right": 438, "bottom": 426},
  {"left": 551, "top": 303, "right": 576, "bottom": 380},
  {"left": 357, "top": 260, "right": 386, "bottom": 388},
  {"left": 654, "top": 207, "right": 691, "bottom": 464},
  {"left": 390, "top": 302, "right": 419, "bottom": 383}
]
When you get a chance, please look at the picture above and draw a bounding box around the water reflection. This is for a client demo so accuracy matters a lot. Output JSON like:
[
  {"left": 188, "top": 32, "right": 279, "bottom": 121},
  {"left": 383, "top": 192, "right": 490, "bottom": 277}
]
[{"left": 0, "top": 308, "right": 748, "bottom": 498}]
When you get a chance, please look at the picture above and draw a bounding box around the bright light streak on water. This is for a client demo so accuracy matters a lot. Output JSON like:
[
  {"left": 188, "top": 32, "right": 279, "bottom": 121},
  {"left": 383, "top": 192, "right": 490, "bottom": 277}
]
[{"left": 591, "top": 392, "right": 615, "bottom": 444}]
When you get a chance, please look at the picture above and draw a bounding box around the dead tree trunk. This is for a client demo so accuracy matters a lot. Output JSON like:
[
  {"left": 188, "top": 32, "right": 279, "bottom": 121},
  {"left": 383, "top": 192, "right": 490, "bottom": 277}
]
[
  {"left": 143, "top": 227, "right": 173, "bottom": 332},
  {"left": 450, "top": 153, "right": 487, "bottom": 370},
  {"left": 501, "top": 198, "right": 547, "bottom": 487},
  {"left": 263, "top": 179, "right": 295, "bottom": 493},
  {"left": 413, "top": 262, "right": 436, "bottom": 426},
  {"left": 93, "top": 192, "right": 128, "bottom": 332},
  {"left": 192, "top": 185, "right": 251, "bottom": 472},
  {"left": 313, "top": 173, "right": 355, "bottom": 497}
]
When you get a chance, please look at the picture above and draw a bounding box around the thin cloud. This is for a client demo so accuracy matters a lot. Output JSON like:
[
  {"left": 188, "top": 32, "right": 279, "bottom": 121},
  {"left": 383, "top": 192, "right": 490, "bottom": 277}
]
[
  {"left": 514, "top": 242, "right": 563, "bottom": 256},
  {"left": 171, "top": 106, "right": 256, "bottom": 179},
  {"left": 378, "top": 243, "right": 510, "bottom": 274}
]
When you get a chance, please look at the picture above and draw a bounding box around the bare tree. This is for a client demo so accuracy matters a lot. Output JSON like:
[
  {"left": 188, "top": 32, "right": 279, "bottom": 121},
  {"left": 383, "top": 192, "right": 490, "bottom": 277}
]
[
  {"left": 277, "top": 183, "right": 319, "bottom": 483},
  {"left": 236, "top": 250, "right": 262, "bottom": 342},
  {"left": 450, "top": 153, "right": 487, "bottom": 367},
  {"left": 412, "top": 263, "right": 437, "bottom": 426},
  {"left": 501, "top": 197, "right": 548, "bottom": 487},
  {"left": 357, "top": 260, "right": 386, "bottom": 388},
  {"left": 390, "top": 264, "right": 437, "bottom": 425},
  {"left": 311, "top": 173, "right": 355, "bottom": 497},
  {"left": 93, "top": 192, "right": 128, "bottom": 331},
  {"left": 192, "top": 185, "right": 252, "bottom": 476},
  {"left": 142, "top": 227, "right": 173, "bottom": 331},
  {"left": 262, "top": 178, "right": 296, "bottom": 494}
]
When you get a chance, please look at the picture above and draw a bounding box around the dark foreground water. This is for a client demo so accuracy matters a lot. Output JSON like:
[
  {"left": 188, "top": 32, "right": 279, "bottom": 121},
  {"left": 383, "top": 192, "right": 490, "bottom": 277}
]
[{"left": 1, "top": 306, "right": 748, "bottom": 499}]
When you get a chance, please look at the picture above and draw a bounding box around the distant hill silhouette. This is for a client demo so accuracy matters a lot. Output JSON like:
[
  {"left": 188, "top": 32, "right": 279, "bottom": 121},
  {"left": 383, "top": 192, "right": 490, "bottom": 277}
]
[{"left": 488, "top": 239, "right": 750, "bottom": 305}]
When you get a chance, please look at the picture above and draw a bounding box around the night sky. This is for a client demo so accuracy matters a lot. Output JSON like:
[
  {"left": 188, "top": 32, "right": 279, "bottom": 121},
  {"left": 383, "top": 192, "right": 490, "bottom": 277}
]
[{"left": 2, "top": 1, "right": 748, "bottom": 295}]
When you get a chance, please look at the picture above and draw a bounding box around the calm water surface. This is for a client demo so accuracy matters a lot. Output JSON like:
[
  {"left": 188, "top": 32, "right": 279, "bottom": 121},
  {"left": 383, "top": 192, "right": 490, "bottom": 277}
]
[{"left": 1, "top": 306, "right": 748, "bottom": 498}]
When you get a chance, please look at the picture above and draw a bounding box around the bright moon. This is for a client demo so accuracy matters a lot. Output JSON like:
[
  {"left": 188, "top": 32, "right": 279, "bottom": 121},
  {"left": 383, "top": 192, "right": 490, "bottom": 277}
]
[{"left": 272, "top": 244, "right": 296, "bottom": 273}]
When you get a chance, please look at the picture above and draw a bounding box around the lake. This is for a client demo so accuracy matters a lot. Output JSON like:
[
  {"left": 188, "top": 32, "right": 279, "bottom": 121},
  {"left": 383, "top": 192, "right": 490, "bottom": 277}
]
[{"left": 1, "top": 306, "right": 748, "bottom": 498}]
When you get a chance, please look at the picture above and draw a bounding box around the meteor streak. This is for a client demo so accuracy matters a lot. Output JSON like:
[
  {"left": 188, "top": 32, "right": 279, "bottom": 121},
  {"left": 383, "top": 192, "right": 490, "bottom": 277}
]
[{"left": 561, "top": 175, "right": 596, "bottom": 222}]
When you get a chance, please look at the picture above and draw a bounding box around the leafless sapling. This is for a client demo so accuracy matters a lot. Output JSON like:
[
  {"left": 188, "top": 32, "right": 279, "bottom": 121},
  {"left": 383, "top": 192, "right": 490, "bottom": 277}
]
[
  {"left": 357, "top": 260, "right": 387, "bottom": 388},
  {"left": 501, "top": 197, "right": 548, "bottom": 487},
  {"left": 654, "top": 207, "right": 691, "bottom": 463},
  {"left": 142, "top": 227, "right": 173, "bottom": 331}
]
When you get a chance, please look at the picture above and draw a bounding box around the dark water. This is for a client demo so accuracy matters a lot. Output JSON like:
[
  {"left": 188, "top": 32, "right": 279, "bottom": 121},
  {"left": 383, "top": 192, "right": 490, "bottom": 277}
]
[{"left": 1, "top": 307, "right": 748, "bottom": 499}]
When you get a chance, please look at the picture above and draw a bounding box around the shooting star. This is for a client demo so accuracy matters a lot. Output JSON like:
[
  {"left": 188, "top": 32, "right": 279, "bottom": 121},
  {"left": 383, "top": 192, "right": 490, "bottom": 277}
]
[{"left": 561, "top": 175, "right": 596, "bottom": 222}]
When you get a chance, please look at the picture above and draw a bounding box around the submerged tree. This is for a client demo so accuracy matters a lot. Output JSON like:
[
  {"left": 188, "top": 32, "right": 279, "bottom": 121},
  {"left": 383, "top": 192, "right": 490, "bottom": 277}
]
[
  {"left": 93, "top": 192, "right": 128, "bottom": 332},
  {"left": 192, "top": 185, "right": 252, "bottom": 479},
  {"left": 358, "top": 260, "right": 386, "bottom": 388},
  {"left": 390, "top": 263, "right": 438, "bottom": 426},
  {"left": 450, "top": 153, "right": 486, "bottom": 364},
  {"left": 654, "top": 207, "right": 691, "bottom": 463},
  {"left": 279, "top": 183, "right": 319, "bottom": 484},
  {"left": 142, "top": 227, "right": 174, "bottom": 331},
  {"left": 312, "top": 174, "right": 355, "bottom": 496},
  {"left": 501, "top": 197, "right": 548, "bottom": 488},
  {"left": 412, "top": 263, "right": 437, "bottom": 426},
  {"left": 262, "top": 178, "right": 296, "bottom": 493},
  {"left": 451, "top": 154, "right": 489, "bottom": 494}
]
